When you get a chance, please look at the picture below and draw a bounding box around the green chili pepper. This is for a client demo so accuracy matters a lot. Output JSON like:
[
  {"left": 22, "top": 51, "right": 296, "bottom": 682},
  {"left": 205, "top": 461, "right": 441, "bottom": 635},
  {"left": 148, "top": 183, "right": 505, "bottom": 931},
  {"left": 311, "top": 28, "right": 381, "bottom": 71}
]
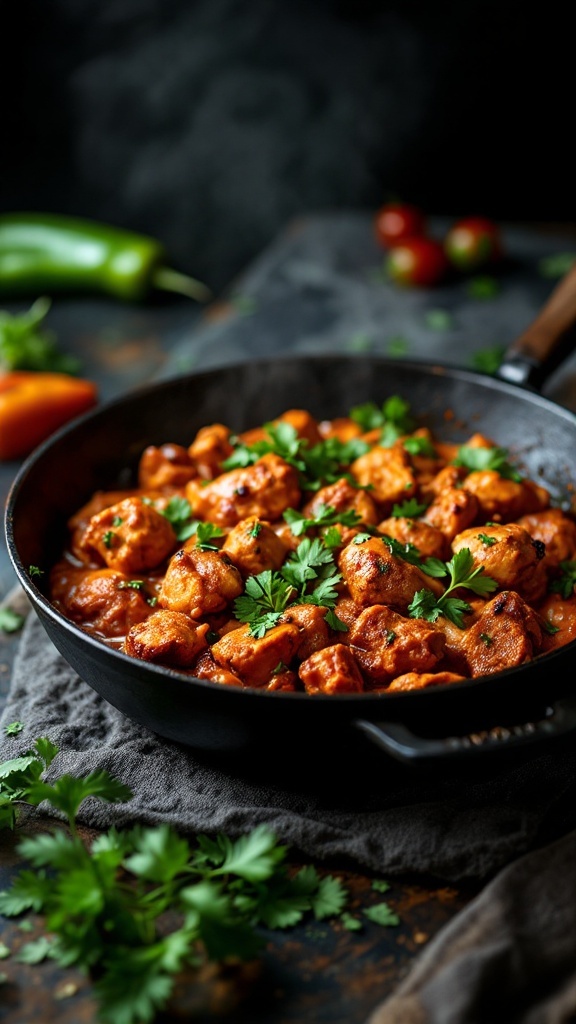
[{"left": 0, "top": 212, "right": 211, "bottom": 303}]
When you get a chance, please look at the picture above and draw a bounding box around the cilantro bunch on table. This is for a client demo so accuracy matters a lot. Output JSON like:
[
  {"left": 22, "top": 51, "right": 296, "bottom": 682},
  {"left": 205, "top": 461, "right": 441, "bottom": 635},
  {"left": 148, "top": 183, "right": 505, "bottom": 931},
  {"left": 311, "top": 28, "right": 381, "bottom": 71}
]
[{"left": 0, "top": 733, "right": 400, "bottom": 1024}]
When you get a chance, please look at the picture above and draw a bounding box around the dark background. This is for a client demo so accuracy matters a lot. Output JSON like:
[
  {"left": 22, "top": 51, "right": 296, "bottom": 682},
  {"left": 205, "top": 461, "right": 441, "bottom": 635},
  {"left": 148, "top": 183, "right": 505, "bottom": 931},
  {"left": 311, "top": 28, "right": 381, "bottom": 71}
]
[{"left": 3, "top": 0, "right": 574, "bottom": 292}]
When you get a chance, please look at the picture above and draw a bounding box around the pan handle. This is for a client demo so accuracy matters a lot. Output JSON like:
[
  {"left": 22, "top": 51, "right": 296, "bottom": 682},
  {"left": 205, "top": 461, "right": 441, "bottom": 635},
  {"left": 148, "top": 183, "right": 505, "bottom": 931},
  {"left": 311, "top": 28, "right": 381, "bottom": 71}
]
[
  {"left": 355, "top": 696, "right": 576, "bottom": 764},
  {"left": 497, "top": 261, "right": 576, "bottom": 389}
]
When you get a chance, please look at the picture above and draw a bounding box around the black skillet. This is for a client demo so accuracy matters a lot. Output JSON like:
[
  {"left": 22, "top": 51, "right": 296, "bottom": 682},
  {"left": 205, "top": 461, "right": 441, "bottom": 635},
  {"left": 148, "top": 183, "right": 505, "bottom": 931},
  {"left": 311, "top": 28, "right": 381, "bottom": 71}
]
[{"left": 6, "top": 264, "right": 576, "bottom": 769}]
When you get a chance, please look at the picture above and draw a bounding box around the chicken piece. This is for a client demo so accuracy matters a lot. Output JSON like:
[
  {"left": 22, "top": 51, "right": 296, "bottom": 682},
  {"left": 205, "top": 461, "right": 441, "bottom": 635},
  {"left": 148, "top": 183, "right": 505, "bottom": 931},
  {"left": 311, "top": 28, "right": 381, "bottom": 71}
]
[
  {"left": 441, "top": 591, "right": 544, "bottom": 677},
  {"left": 536, "top": 593, "right": 576, "bottom": 651},
  {"left": 124, "top": 611, "right": 209, "bottom": 667},
  {"left": 138, "top": 444, "right": 197, "bottom": 490},
  {"left": 301, "top": 477, "right": 379, "bottom": 545},
  {"left": 350, "top": 445, "right": 416, "bottom": 513},
  {"left": 348, "top": 605, "right": 445, "bottom": 686},
  {"left": 221, "top": 516, "right": 288, "bottom": 577},
  {"left": 299, "top": 644, "right": 365, "bottom": 695},
  {"left": 462, "top": 471, "right": 550, "bottom": 522},
  {"left": 386, "top": 670, "right": 466, "bottom": 692},
  {"left": 452, "top": 523, "right": 547, "bottom": 604},
  {"left": 159, "top": 548, "right": 243, "bottom": 618},
  {"left": 338, "top": 535, "right": 443, "bottom": 612},
  {"left": 211, "top": 622, "right": 300, "bottom": 687},
  {"left": 516, "top": 508, "right": 576, "bottom": 569},
  {"left": 423, "top": 486, "right": 479, "bottom": 542},
  {"left": 193, "top": 650, "right": 245, "bottom": 687},
  {"left": 188, "top": 423, "right": 234, "bottom": 480},
  {"left": 332, "top": 594, "right": 364, "bottom": 629},
  {"left": 420, "top": 465, "right": 466, "bottom": 501},
  {"left": 51, "top": 566, "right": 151, "bottom": 637},
  {"left": 377, "top": 516, "right": 450, "bottom": 560},
  {"left": 270, "top": 519, "right": 302, "bottom": 552},
  {"left": 318, "top": 417, "right": 363, "bottom": 442},
  {"left": 77, "top": 496, "right": 176, "bottom": 573},
  {"left": 186, "top": 453, "right": 301, "bottom": 527},
  {"left": 280, "top": 603, "right": 332, "bottom": 660},
  {"left": 266, "top": 668, "right": 299, "bottom": 692},
  {"left": 240, "top": 408, "right": 323, "bottom": 448}
]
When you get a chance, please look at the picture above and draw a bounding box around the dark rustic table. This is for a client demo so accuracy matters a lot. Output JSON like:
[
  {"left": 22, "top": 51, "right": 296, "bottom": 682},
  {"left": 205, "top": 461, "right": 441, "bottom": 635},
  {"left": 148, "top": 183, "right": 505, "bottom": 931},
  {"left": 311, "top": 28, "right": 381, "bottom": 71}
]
[{"left": 1, "top": 212, "right": 575, "bottom": 1021}]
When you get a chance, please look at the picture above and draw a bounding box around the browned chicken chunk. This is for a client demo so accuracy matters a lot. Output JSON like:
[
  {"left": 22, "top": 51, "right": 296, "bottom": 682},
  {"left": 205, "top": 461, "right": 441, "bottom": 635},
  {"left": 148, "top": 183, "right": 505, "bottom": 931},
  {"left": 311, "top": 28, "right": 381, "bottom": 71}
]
[
  {"left": 441, "top": 590, "right": 544, "bottom": 677},
  {"left": 423, "top": 486, "right": 479, "bottom": 541},
  {"left": 280, "top": 603, "right": 332, "bottom": 660},
  {"left": 350, "top": 445, "right": 416, "bottom": 512},
  {"left": 159, "top": 548, "right": 243, "bottom": 618},
  {"left": 138, "top": 444, "right": 197, "bottom": 490},
  {"left": 124, "top": 611, "right": 209, "bottom": 667},
  {"left": 302, "top": 478, "right": 379, "bottom": 531},
  {"left": 386, "top": 670, "right": 466, "bottom": 692},
  {"left": 299, "top": 644, "right": 365, "bottom": 694},
  {"left": 186, "top": 453, "right": 301, "bottom": 527},
  {"left": 77, "top": 496, "right": 176, "bottom": 573},
  {"left": 536, "top": 593, "right": 576, "bottom": 651},
  {"left": 211, "top": 622, "right": 301, "bottom": 687},
  {"left": 516, "top": 508, "right": 576, "bottom": 569},
  {"left": 188, "top": 423, "right": 234, "bottom": 480},
  {"left": 221, "top": 516, "right": 289, "bottom": 576},
  {"left": 463, "top": 471, "right": 550, "bottom": 522},
  {"left": 348, "top": 605, "right": 445, "bottom": 685},
  {"left": 452, "top": 523, "right": 547, "bottom": 604},
  {"left": 338, "top": 535, "right": 443, "bottom": 612},
  {"left": 51, "top": 566, "right": 151, "bottom": 637},
  {"left": 192, "top": 650, "right": 245, "bottom": 687}
]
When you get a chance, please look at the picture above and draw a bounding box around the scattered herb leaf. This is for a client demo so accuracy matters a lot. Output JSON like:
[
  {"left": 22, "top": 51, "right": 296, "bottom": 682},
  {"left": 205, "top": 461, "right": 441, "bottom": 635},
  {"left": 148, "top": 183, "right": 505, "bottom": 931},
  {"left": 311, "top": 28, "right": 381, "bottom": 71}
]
[{"left": 0, "top": 608, "right": 25, "bottom": 634}]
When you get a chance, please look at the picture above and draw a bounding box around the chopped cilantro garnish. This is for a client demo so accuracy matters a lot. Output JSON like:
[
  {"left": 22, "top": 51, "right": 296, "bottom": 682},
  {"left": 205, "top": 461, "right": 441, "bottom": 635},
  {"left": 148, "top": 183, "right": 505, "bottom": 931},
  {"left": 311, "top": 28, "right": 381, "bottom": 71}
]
[
  {"left": 102, "top": 530, "right": 115, "bottom": 549},
  {"left": 453, "top": 445, "right": 522, "bottom": 482},
  {"left": 550, "top": 560, "right": 576, "bottom": 600},
  {"left": 391, "top": 498, "right": 428, "bottom": 518},
  {"left": 0, "top": 608, "right": 25, "bottom": 634},
  {"left": 408, "top": 548, "right": 498, "bottom": 628},
  {"left": 283, "top": 504, "right": 361, "bottom": 537},
  {"left": 477, "top": 533, "right": 497, "bottom": 546},
  {"left": 470, "top": 345, "right": 506, "bottom": 375},
  {"left": 403, "top": 436, "right": 436, "bottom": 458}
]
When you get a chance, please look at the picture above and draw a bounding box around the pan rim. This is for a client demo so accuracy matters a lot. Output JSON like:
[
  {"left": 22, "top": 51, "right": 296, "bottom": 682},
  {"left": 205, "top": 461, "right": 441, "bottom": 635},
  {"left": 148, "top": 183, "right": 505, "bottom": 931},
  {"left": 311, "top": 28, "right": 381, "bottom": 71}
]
[{"left": 5, "top": 351, "right": 576, "bottom": 707}]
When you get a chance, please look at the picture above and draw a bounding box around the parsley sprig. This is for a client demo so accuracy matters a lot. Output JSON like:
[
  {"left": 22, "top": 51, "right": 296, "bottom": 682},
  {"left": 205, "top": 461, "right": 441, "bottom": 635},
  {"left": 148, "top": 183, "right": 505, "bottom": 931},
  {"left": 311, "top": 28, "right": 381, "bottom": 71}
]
[
  {"left": 0, "top": 736, "right": 400, "bottom": 1023},
  {"left": 349, "top": 395, "right": 415, "bottom": 441},
  {"left": 408, "top": 548, "right": 498, "bottom": 627},
  {"left": 453, "top": 445, "right": 522, "bottom": 482},
  {"left": 550, "top": 560, "right": 576, "bottom": 599},
  {"left": 283, "top": 503, "right": 361, "bottom": 537},
  {"left": 234, "top": 536, "right": 345, "bottom": 637},
  {"left": 223, "top": 423, "right": 369, "bottom": 492}
]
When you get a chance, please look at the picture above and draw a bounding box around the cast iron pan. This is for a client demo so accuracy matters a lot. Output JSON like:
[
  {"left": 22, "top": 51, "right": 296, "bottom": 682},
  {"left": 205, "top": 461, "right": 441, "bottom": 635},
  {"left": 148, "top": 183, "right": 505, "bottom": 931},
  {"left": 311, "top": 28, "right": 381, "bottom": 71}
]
[{"left": 6, "top": 266, "right": 576, "bottom": 769}]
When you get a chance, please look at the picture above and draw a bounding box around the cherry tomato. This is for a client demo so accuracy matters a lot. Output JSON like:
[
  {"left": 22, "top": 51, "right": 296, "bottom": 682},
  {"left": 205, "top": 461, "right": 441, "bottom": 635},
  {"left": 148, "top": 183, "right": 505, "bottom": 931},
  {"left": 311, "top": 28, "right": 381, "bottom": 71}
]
[
  {"left": 444, "top": 216, "right": 502, "bottom": 272},
  {"left": 374, "top": 202, "right": 426, "bottom": 249},
  {"left": 386, "top": 237, "right": 448, "bottom": 287}
]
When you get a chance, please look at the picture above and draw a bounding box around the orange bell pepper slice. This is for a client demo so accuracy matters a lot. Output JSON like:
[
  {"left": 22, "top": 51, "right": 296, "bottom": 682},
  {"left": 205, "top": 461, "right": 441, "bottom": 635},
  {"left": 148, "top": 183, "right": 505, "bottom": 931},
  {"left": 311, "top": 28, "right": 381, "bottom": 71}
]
[{"left": 0, "top": 371, "right": 97, "bottom": 460}]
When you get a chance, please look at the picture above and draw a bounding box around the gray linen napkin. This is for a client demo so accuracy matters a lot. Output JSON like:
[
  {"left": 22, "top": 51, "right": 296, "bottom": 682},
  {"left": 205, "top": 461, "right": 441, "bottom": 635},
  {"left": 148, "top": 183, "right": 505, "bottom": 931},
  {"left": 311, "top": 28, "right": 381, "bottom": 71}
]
[
  {"left": 367, "top": 829, "right": 576, "bottom": 1024},
  {"left": 1, "top": 612, "right": 575, "bottom": 888}
]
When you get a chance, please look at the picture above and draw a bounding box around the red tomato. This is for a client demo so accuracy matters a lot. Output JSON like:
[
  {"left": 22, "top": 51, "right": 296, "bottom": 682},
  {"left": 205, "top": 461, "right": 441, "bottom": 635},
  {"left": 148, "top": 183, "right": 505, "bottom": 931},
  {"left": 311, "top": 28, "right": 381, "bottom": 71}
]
[
  {"left": 386, "top": 237, "right": 448, "bottom": 287},
  {"left": 374, "top": 202, "right": 426, "bottom": 249},
  {"left": 444, "top": 216, "right": 502, "bottom": 271}
]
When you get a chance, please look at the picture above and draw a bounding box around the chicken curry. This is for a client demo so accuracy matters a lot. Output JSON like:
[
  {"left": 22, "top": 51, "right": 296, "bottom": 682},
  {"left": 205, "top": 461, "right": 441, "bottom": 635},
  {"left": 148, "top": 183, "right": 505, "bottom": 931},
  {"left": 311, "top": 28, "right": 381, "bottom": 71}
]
[{"left": 50, "top": 398, "right": 576, "bottom": 694}]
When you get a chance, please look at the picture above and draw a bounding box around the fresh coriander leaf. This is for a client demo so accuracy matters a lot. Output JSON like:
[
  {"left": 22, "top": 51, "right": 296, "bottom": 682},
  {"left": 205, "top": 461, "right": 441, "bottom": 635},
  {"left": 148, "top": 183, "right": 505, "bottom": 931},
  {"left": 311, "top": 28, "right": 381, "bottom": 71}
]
[
  {"left": 15, "top": 936, "right": 54, "bottom": 964},
  {"left": 391, "top": 498, "right": 427, "bottom": 518},
  {"left": 124, "top": 824, "right": 191, "bottom": 883},
  {"left": 310, "top": 875, "right": 347, "bottom": 921},
  {"left": 466, "top": 275, "right": 500, "bottom": 299},
  {"left": 387, "top": 335, "right": 410, "bottom": 357},
  {"left": 353, "top": 532, "right": 373, "bottom": 545},
  {"left": 0, "top": 298, "right": 80, "bottom": 374},
  {"left": 0, "top": 869, "right": 52, "bottom": 915},
  {"left": 323, "top": 526, "right": 345, "bottom": 549},
  {"left": 542, "top": 619, "right": 560, "bottom": 635},
  {"left": 194, "top": 522, "right": 224, "bottom": 550},
  {"left": 324, "top": 609, "right": 349, "bottom": 632},
  {"left": 477, "top": 533, "right": 497, "bottom": 546},
  {"left": 341, "top": 913, "right": 363, "bottom": 931},
  {"left": 479, "top": 633, "right": 493, "bottom": 646},
  {"left": 28, "top": 565, "right": 43, "bottom": 578},
  {"left": 407, "top": 588, "right": 442, "bottom": 622},
  {"left": 159, "top": 496, "right": 199, "bottom": 541},
  {"left": 550, "top": 560, "right": 576, "bottom": 599},
  {"left": 371, "top": 879, "right": 391, "bottom": 893},
  {"left": 425, "top": 309, "right": 453, "bottom": 331},
  {"left": 283, "top": 504, "right": 361, "bottom": 537},
  {"left": 234, "top": 571, "right": 294, "bottom": 637},
  {"left": 538, "top": 252, "right": 576, "bottom": 279},
  {"left": 0, "top": 608, "right": 25, "bottom": 633},
  {"left": 364, "top": 902, "right": 400, "bottom": 927},
  {"left": 26, "top": 771, "right": 132, "bottom": 831},
  {"left": 440, "top": 596, "right": 474, "bottom": 628},
  {"left": 210, "top": 825, "right": 286, "bottom": 883},
  {"left": 102, "top": 531, "right": 115, "bottom": 549},
  {"left": 470, "top": 345, "right": 506, "bottom": 375},
  {"left": 446, "top": 548, "right": 498, "bottom": 596},
  {"left": 349, "top": 401, "right": 386, "bottom": 431},
  {"left": 4, "top": 721, "right": 24, "bottom": 737},
  {"left": 403, "top": 436, "right": 436, "bottom": 458},
  {"left": 117, "top": 580, "right": 144, "bottom": 591},
  {"left": 93, "top": 959, "right": 177, "bottom": 1024},
  {"left": 453, "top": 444, "right": 522, "bottom": 482}
]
